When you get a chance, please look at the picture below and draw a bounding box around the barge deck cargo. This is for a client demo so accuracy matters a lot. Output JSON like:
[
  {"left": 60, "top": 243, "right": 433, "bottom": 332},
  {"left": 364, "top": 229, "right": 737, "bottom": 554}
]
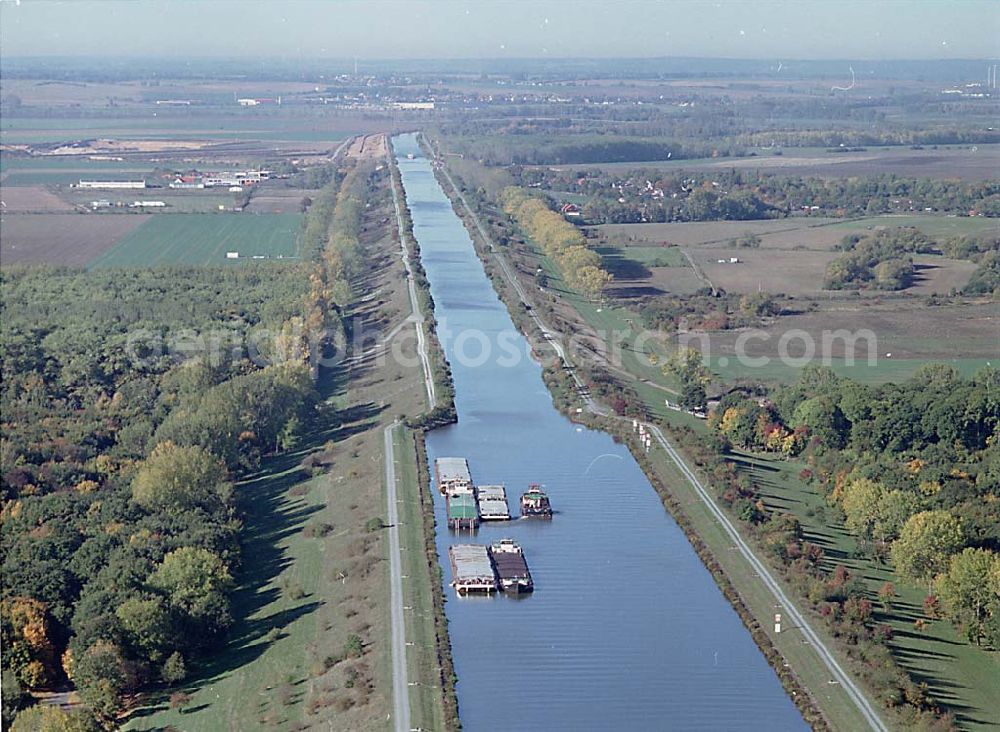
[
  {"left": 490, "top": 539, "right": 534, "bottom": 594},
  {"left": 476, "top": 484, "right": 511, "bottom": 521},
  {"left": 447, "top": 492, "right": 479, "bottom": 530},
  {"left": 436, "top": 457, "right": 473, "bottom": 495},
  {"left": 449, "top": 544, "right": 497, "bottom": 593}
]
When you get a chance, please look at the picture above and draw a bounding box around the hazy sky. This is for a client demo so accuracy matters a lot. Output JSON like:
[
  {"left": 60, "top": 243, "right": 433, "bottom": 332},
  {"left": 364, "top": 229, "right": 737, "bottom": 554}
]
[{"left": 1, "top": 0, "right": 997, "bottom": 60}]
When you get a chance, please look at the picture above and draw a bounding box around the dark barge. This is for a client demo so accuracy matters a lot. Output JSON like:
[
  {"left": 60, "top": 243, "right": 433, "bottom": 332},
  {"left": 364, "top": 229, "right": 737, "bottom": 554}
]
[{"left": 490, "top": 539, "right": 534, "bottom": 594}]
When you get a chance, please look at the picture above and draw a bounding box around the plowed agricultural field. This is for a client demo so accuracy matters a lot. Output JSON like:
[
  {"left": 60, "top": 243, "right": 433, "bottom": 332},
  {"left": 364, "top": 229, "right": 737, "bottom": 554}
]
[{"left": 1, "top": 213, "right": 149, "bottom": 266}]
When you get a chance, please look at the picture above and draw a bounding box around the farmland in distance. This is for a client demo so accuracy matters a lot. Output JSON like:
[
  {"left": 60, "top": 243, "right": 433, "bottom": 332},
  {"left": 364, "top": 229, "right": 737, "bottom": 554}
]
[{"left": 87, "top": 212, "right": 303, "bottom": 268}]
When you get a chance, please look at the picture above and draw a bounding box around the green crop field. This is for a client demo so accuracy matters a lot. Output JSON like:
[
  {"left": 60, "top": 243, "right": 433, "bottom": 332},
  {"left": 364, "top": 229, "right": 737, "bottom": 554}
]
[
  {"left": 707, "top": 355, "right": 995, "bottom": 385},
  {"left": 0, "top": 115, "right": 363, "bottom": 144},
  {"left": 88, "top": 213, "right": 303, "bottom": 267}
]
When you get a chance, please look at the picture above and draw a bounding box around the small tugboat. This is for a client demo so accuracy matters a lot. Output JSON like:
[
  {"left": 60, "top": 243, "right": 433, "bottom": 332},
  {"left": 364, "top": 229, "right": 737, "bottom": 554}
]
[
  {"left": 520, "top": 485, "right": 552, "bottom": 518},
  {"left": 490, "top": 539, "right": 534, "bottom": 594}
]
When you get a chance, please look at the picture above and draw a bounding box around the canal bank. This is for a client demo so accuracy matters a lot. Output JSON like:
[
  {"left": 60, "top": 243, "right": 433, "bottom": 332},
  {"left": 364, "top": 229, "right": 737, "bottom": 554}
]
[{"left": 392, "top": 132, "right": 808, "bottom": 731}]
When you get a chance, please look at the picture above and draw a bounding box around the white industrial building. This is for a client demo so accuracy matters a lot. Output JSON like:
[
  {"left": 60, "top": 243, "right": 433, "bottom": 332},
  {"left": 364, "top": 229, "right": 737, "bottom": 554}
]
[{"left": 76, "top": 180, "right": 147, "bottom": 190}]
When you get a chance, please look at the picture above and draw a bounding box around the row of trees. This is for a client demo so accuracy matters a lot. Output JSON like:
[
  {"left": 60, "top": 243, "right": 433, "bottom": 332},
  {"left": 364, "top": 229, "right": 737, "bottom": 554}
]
[{"left": 500, "top": 186, "right": 613, "bottom": 298}]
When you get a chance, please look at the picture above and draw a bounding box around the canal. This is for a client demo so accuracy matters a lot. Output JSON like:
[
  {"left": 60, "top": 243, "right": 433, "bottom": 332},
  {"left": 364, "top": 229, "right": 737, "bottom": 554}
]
[{"left": 392, "top": 133, "right": 807, "bottom": 731}]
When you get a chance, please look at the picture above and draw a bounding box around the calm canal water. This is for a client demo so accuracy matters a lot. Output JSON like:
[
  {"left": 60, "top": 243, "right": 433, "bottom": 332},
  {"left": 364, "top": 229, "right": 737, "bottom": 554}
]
[{"left": 392, "top": 133, "right": 807, "bottom": 731}]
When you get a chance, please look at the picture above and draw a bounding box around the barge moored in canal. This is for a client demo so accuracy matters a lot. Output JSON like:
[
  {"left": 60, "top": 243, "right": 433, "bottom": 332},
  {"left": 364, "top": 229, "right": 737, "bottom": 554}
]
[
  {"left": 476, "top": 484, "right": 511, "bottom": 521},
  {"left": 449, "top": 544, "right": 497, "bottom": 594},
  {"left": 436, "top": 457, "right": 473, "bottom": 495},
  {"left": 447, "top": 490, "right": 479, "bottom": 530},
  {"left": 490, "top": 539, "right": 534, "bottom": 594}
]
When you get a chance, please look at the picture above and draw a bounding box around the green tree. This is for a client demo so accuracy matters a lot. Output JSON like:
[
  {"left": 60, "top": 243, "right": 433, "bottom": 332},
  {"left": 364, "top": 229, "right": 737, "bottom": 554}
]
[
  {"left": 872, "top": 490, "right": 922, "bottom": 547},
  {"left": 115, "top": 595, "right": 175, "bottom": 662},
  {"left": 666, "top": 347, "right": 710, "bottom": 387},
  {"left": 11, "top": 705, "right": 101, "bottom": 732},
  {"left": 680, "top": 382, "right": 707, "bottom": 412},
  {"left": 891, "top": 511, "right": 965, "bottom": 590},
  {"left": 277, "top": 416, "right": 302, "bottom": 452},
  {"left": 73, "top": 640, "right": 127, "bottom": 722},
  {"left": 2, "top": 672, "right": 27, "bottom": 728},
  {"left": 934, "top": 548, "right": 1000, "bottom": 646},
  {"left": 131, "top": 442, "right": 230, "bottom": 513},
  {"left": 148, "top": 547, "right": 234, "bottom": 634},
  {"left": 161, "top": 651, "right": 187, "bottom": 684},
  {"left": 841, "top": 478, "right": 884, "bottom": 550},
  {"left": 791, "top": 396, "right": 847, "bottom": 449}
]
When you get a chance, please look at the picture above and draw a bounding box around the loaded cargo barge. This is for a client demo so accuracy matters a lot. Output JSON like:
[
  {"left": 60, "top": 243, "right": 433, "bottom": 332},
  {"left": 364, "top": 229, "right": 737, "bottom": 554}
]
[
  {"left": 437, "top": 457, "right": 480, "bottom": 530},
  {"left": 435, "top": 457, "right": 472, "bottom": 494},
  {"left": 490, "top": 539, "right": 534, "bottom": 594},
  {"left": 449, "top": 544, "right": 497, "bottom": 594},
  {"left": 476, "top": 484, "right": 511, "bottom": 521},
  {"left": 447, "top": 491, "right": 479, "bottom": 530}
]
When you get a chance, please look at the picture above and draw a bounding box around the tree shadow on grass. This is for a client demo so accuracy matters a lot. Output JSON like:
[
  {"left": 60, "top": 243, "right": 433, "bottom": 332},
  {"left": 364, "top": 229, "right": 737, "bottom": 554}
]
[
  {"left": 126, "top": 357, "right": 381, "bottom": 726},
  {"left": 596, "top": 246, "right": 652, "bottom": 281}
]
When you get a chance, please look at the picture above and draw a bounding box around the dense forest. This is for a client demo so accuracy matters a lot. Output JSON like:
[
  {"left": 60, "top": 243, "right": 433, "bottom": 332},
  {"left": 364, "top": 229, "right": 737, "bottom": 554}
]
[
  {"left": 696, "top": 365, "right": 1000, "bottom": 723},
  {"left": 0, "top": 162, "right": 371, "bottom": 727}
]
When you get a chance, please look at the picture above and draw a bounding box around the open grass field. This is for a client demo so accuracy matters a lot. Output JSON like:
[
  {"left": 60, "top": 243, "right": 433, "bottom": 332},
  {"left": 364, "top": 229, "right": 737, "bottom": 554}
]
[
  {"left": 708, "top": 355, "right": 995, "bottom": 385},
  {"left": 2, "top": 170, "right": 154, "bottom": 187},
  {"left": 705, "top": 300, "right": 998, "bottom": 384},
  {"left": 694, "top": 247, "right": 974, "bottom": 296},
  {"left": 731, "top": 452, "right": 1000, "bottom": 731},
  {"left": 596, "top": 243, "right": 705, "bottom": 297},
  {"left": 826, "top": 214, "right": 1000, "bottom": 239},
  {"left": 247, "top": 190, "right": 311, "bottom": 214},
  {"left": 1, "top": 114, "right": 367, "bottom": 144},
  {"left": 601, "top": 244, "right": 687, "bottom": 266},
  {"left": 698, "top": 247, "right": 840, "bottom": 295},
  {"left": 0, "top": 154, "right": 152, "bottom": 172},
  {"left": 592, "top": 218, "right": 844, "bottom": 249},
  {"left": 592, "top": 214, "right": 999, "bottom": 253},
  {"left": 547, "top": 144, "right": 1000, "bottom": 181},
  {"left": 87, "top": 213, "right": 302, "bottom": 267},
  {"left": 1, "top": 212, "right": 149, "bottom": 266}
]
